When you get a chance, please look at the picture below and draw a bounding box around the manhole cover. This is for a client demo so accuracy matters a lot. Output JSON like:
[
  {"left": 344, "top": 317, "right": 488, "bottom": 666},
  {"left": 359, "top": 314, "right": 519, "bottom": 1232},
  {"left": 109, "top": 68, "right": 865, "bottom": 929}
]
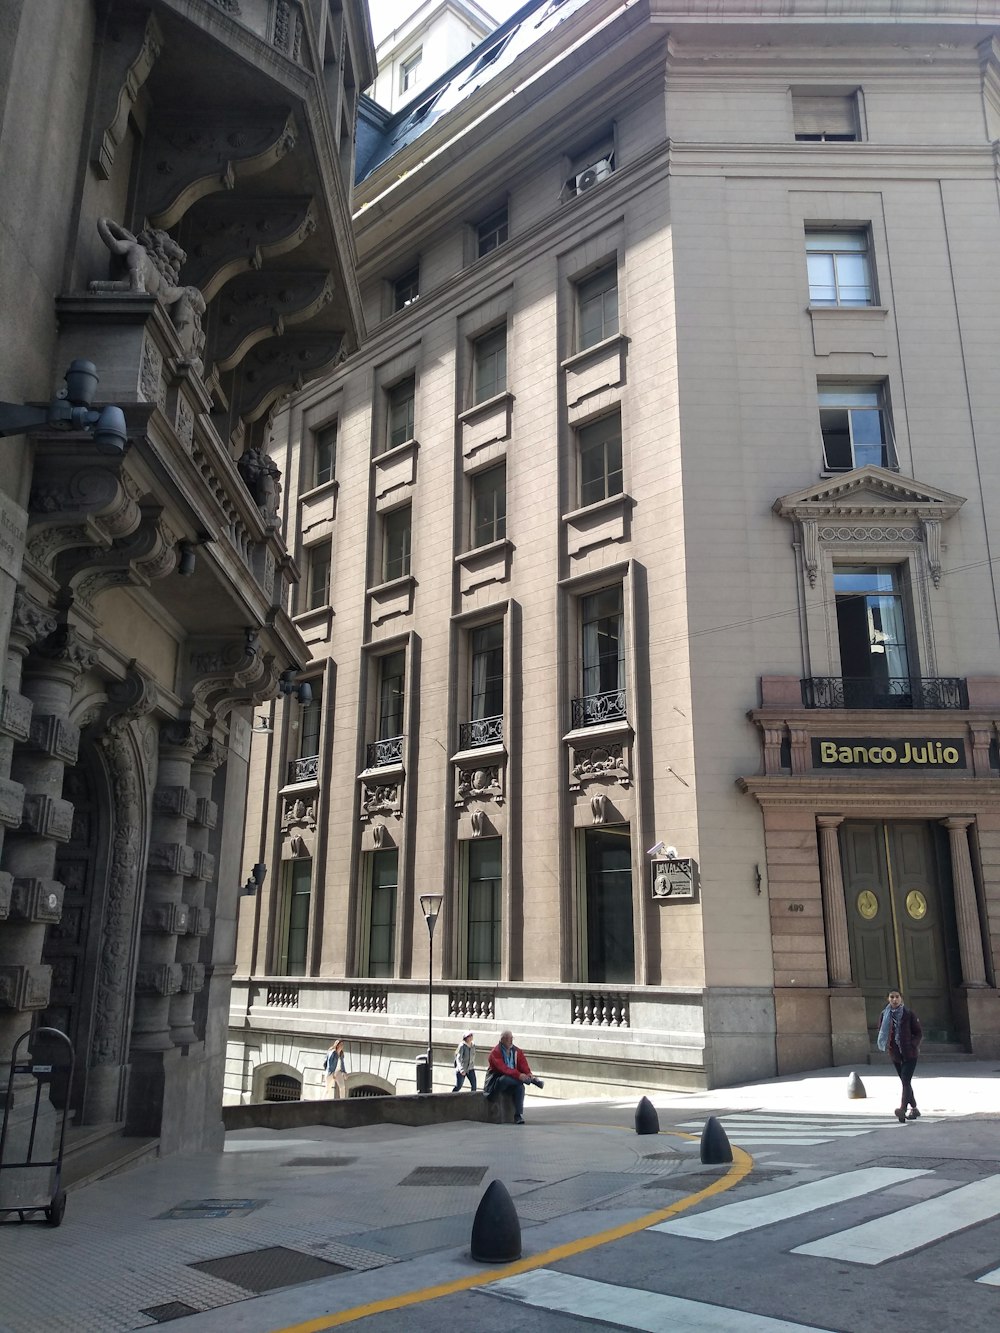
[
  {"left": 285, "top": 1156, "right": 357, "bottom": 1167},
  {"left": 140, "top": 1302, "right": 200, "bottom": 1323},
  {"left": 399, "top": 1165, "right": 488, "bottom": 1187},
  {"left": 190, "top": 1246, "right": 349, "bottom": 1293},
  {"left": 159, "top": 1198, "right": 265, "bottom": 1220}
]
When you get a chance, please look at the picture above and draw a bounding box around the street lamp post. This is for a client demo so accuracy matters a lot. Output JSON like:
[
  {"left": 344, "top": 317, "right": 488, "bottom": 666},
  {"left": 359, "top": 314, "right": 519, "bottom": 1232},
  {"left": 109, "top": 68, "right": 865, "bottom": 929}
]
[{"left": 418, "top": 894, "right": 443, "bottom": 1093}]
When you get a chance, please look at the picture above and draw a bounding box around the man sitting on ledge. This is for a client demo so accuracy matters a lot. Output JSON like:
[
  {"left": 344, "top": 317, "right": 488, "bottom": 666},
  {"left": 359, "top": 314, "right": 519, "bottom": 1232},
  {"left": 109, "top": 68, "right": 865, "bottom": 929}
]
[{"left": 484, "top": 1029, "right": 543, "bottom": 1125}]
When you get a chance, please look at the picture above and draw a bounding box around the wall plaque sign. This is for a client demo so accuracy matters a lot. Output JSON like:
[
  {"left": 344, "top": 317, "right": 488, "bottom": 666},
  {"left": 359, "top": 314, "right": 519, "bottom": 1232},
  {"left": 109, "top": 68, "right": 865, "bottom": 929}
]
[
  {"left": 651, "top": 857, "right": 698, "bottom": 901},
  {"left": 812, "top": 738, "right": 966, "bottom": 770}
]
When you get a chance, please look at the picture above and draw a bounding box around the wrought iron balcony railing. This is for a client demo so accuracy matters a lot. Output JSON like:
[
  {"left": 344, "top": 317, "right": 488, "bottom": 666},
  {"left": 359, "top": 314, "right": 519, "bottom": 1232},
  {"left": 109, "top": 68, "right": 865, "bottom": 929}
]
[
  {"left": 286, "top": 754, "right": 319, "bottom": 784},
  {"left": 801, "top": 677, "right": 968, "bottom": 711},
  {"left": 571, "top": 688, "right": 627, "bottom": 728},
  {"left": 366, "top": 735, "right": 403, "bottom": 768},
  {"left": 459, "top": 715, "right": 503, "bottom": 749}
]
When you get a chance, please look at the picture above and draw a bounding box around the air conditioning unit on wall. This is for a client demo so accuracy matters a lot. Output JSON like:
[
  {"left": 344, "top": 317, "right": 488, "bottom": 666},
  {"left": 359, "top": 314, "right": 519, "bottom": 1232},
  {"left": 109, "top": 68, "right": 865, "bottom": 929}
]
[{"left": 573, "top": 156, "right": 613, "bottom": 194}]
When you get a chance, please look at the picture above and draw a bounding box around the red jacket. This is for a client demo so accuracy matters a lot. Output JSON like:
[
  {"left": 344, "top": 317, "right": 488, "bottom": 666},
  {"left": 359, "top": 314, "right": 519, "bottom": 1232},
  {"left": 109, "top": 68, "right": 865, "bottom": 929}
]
[
  {"left": 887, "top": 1006, "right": 922, "bottom": 1061},
  {"left": 488, "top": 1042, "right": 533, "bottom": 1080}
]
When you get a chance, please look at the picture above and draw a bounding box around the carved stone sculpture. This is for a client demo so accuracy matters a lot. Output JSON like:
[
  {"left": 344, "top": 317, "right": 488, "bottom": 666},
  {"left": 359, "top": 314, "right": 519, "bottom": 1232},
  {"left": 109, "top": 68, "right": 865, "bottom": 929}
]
[
  {"left": 236, "top": 446, "right": 282, "bottom": 524},
  {"left": 90, "top": 218, "right": 207, "bottom": 374}
]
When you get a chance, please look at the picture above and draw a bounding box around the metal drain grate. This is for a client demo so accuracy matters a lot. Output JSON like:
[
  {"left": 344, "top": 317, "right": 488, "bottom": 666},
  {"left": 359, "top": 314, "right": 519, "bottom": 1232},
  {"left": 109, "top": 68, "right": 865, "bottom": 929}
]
[
  {"left": 399, "top": 1165, "right": 488, "bottom": 1187},
  {"left": 190, "top": 1246, "right": 350, "bottom": 1293},
  {"left": 140, "top": 1302, "right": 200, "bottom": 1323},
  {"left": 159, "top": 1198, "right": 265, "bottom": 1220},
  {"left": 642, "top": 1152, "right": 680, "bottom": 1161},
  {"left": 285, "top": 1156, "right": 358, "bottom": 1167}
]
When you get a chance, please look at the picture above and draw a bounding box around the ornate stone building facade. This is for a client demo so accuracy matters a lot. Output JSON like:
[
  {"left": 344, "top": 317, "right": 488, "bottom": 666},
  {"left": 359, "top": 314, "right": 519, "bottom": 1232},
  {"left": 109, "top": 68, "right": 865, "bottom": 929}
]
[
  {"left": 230, "top": 0, "right": 1000, "bottom": 1102},
  {"left": 0, "top": 0, "right": 374, "bottom": 1183}
]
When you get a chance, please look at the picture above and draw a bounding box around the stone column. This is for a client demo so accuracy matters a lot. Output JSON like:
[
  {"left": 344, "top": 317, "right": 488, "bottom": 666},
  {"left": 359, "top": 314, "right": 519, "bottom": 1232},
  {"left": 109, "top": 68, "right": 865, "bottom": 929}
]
[
  {"left": 167, "top": 740, "right": 221, "bottom": 1047},
  {"left": 126, "top": 721, "right": 204, "bottom": 1135},
  {"left": 0, "top": 622, "right": 94, "bottom": 1210},
  {"left": 941, "top": 816, "right": 987, "bottom": 987},
  {"left": 816, "top": 814, "right": 852, "bottom": 986},
  {"left": 0, "top": 594, "right": 56, "bottom": 1065}
]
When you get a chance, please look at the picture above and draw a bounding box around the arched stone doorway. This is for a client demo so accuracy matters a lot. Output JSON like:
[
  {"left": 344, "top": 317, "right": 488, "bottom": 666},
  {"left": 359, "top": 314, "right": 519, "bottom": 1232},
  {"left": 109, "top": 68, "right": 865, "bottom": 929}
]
[{"left": 40, "top": 720, "right": 150, "bottom": 1126}]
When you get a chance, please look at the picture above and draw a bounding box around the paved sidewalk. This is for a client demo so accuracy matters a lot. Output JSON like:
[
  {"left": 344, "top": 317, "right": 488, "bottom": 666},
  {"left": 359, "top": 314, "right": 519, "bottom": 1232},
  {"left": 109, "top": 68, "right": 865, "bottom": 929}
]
[{"left": 0, "top": 1060, "right": 994, "bottom": 1333}]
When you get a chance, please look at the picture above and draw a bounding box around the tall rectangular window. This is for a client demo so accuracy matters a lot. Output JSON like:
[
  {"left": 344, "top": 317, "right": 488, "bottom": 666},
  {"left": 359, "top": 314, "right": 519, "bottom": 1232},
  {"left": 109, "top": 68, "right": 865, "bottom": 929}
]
[
  {"left": 473, "top": 326, "right": 507, "bottom": 404},
  {"left": 367, "top": 850, "right": 397, "bottom": 977},
  {"left": 400, "top": 49, "right": 422, "bottom": 95},
  {"left": 584, "top": 827, "right": 634, "bottom": 983},
  {"left": 471, "top": 622, "right": 503, "bottom": 722},
  {"left": 313, "top": 422, "right": 337, "bottom": 487},
  {"left": 387, "top": 376, "right": 415, "bottom": 449},
  {"left": 279, "top": 859, "right": 311, "bottom": 976},
  {"left": 477, "top": 205, "right": 508, "bottom": 258},
  {"left": 806, "top": 230, "right": 873, "bottom": 306},
  {"left": 466, "top": 838, "right": 501, "bottom": 980},
  {"left": 471, "top": 464, "right": 506, "bottom": 547},
  {"left": 834, "top": 565, "right": 912, "bottom": 705},
  {"left": 306, "top": 541, "right": 332, "bottom": 611},
  {"left": 578, "top": 412, "right": 623, "bottom": 507},
  {"left": 299, "top": 682, "right": 322, "bottom": 759},
  {"left": 793, "top": 92, "right": 859, "bottom": 142},
  {"left": 383, "top": 505, "right": 411, "bottom": 582},
  {"left": 819, "top": 383, "right": 893, "bottom": 470},
  {"left": 577, "top": 264, "right": 619, "bottom": 351},
  {"left": 378, "top": 650, "right": 405, "bottom": 741},
  {"left": 582, "top": 586, "right": 624, "bottom": 699},
  {"left": 393, "top": 267, "right": 419, "bottom": 312}
]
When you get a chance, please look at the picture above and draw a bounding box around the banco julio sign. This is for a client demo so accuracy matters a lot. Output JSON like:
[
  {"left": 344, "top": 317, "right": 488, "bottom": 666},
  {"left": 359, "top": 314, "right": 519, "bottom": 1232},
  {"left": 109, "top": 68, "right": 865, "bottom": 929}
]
[{"left": 813, "top": 738, "right": 966, "bottom": 769}]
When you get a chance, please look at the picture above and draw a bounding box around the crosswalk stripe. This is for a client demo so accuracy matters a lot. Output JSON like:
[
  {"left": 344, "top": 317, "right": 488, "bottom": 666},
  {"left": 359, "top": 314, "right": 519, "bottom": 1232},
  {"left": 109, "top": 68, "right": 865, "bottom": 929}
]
[
  {"left": 976, "top": 1266, "right": 1000, "bottom": 1286},
  {"left": 651, "top": 1168, "right": 928, "bottom": 1240},
  {"left": 488, "top": 1269, "right": 837, "bottom": 1332},
  {"left": 792, "top": 1174, "right": 1000, "bottom": 1264}
]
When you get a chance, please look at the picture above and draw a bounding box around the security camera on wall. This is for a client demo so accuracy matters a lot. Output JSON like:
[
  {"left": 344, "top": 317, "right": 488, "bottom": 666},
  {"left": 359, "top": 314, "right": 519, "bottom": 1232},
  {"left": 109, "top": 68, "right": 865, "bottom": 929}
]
[{"left": 647, "top": 840, "right": 666, "bottom": 857}]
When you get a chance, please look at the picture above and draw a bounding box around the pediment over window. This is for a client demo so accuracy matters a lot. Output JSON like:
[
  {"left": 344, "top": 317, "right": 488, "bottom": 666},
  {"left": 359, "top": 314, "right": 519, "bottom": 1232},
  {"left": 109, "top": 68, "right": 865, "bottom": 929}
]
[
  {"left": 773, "top": 465, "right": 965, "bottom": 523},
  {"left": 773, "top": 466, "right": 965, "bottom": 588}
]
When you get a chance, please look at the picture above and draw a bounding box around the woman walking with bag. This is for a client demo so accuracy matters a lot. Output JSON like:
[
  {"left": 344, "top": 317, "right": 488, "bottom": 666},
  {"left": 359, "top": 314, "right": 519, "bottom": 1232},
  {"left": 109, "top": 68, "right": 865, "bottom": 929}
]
[{"left": 877, "top": 990, "right": 922, "bottom": 1122}]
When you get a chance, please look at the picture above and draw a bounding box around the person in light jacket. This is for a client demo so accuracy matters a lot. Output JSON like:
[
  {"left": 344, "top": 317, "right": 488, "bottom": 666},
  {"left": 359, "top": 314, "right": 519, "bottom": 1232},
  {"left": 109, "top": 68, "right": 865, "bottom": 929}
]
[
  {"left": 324, "top": 1039, "right": 347, "bottom": 1099},
  {"left": 485, "top": 1029, "right": 543, "bottom": 1125},
  {"left": 877, "top": 990, "right": 922, "bottom": 1122},
  {"left": 453, "top": 1032, "right": 477, "bottom": 1092}
]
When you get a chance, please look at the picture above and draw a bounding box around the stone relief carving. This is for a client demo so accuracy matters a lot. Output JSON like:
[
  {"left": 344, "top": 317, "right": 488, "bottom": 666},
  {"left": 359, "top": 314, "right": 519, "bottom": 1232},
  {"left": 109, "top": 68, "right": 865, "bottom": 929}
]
[
  {"left": 282, "top": 796, "right": 316, "bottom": 831},
  {"left": 274, "top": 0, "right": 304, "bottom": 60},
  {"left": 571, "top": 743, "right": 631, "bottom": 790},
  {"left": 91, "top": 219, "right": 207, "bottom": 375},
  {"left": 455, "top": 765, "right": 504, "bottom": 806},
  {"left": 361, "top": 781, "right": 402, "bottom": 819}
]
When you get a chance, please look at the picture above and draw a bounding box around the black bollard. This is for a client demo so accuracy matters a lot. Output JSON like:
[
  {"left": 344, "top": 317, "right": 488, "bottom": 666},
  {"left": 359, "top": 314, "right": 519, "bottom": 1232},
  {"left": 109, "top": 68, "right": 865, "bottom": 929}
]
[
  {"left": 471, "top": 1179, "right": 522, "bottom": 1263},
  {"left": 635, "top": 1096, "right": 660, "bottom": 1135},
  {"left": 700, "top": 1115, "right": 733, "bottom": 1164},
  {"left": 847, "top": 1071, "right": 867, "bottom": 1100}
]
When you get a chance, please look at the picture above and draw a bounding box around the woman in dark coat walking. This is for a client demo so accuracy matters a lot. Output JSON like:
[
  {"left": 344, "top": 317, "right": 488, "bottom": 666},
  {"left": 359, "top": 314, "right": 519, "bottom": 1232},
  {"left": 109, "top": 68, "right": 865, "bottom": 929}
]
[{"left": 877, "top": 989, "right": 922, "bottom": 1122}]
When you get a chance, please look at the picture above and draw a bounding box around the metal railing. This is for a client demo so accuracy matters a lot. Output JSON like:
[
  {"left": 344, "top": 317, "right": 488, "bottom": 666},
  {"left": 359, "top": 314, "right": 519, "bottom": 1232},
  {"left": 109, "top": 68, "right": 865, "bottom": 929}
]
[
  {"left": 571, "top": 689, "right": 627, "bottom": 728},
  {"left": 286, "top": 754, "right": 319, "bottom": 784},
  {"left": 366, "top": 735, "right": 403, "bottom": 768},
  {"left": 458, "top": 715, "right": 503, "bottom": 749},
  {"left": 801, "top": 676, "right": 968, "bottom": 710}
]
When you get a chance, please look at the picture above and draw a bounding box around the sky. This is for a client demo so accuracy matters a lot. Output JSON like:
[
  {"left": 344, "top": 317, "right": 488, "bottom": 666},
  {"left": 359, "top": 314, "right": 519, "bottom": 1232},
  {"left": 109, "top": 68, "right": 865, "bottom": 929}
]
[{"left": 369, "top": 1, "right": 526, "bottom": 45}]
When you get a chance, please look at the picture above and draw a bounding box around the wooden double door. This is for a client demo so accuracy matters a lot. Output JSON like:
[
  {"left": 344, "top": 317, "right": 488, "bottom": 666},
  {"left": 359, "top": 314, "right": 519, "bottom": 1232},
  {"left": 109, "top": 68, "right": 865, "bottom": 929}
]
[{"left": 840, "top": 821, "right": 959, "bottom": 1041}]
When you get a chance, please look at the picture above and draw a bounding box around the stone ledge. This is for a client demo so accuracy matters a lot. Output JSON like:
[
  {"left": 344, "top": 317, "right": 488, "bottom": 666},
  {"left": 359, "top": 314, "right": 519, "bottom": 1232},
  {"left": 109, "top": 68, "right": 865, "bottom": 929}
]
[{"left": 222, "top": 1089, "right": 515, "bottom": 1132}]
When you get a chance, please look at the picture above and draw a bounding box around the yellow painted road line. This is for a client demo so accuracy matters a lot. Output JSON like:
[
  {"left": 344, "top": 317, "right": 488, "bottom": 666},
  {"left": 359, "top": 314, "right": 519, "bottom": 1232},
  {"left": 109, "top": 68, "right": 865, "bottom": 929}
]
[{"left": 269, "top": 1133, "right": 753, "bottom": 1332}]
